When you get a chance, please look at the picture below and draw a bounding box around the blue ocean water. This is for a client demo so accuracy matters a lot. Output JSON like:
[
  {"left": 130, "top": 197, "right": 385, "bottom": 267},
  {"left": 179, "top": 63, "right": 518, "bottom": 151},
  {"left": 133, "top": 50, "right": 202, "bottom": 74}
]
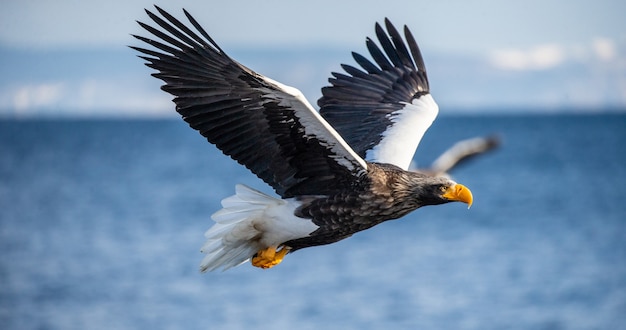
[{"left": 1, "top": 113, "right": 625, "bottom": 330}]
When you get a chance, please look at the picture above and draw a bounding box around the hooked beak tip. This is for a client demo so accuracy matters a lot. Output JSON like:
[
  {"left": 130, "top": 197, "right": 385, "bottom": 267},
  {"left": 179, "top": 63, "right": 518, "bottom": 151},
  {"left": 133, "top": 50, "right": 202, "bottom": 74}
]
[{"left": 443, "top": 183, "right": 473, "bottom": 208}]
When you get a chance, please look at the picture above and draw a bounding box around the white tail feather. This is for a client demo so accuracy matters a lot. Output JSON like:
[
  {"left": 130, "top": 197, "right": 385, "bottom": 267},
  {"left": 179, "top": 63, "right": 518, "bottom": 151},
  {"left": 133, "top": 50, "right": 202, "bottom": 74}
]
[{"left": 199, "top": 184, "right": 317, "bottom": 272}]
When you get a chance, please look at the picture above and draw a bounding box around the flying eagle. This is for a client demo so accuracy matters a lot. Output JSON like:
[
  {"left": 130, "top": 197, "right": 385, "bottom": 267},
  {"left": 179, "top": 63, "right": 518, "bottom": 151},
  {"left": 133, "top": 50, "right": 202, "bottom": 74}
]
[
  {"left": 424, "top": 135, "right": 500, "bottom": 176},
  {"left": 132, "top": 6, "right": 474, "bottom": 272}
]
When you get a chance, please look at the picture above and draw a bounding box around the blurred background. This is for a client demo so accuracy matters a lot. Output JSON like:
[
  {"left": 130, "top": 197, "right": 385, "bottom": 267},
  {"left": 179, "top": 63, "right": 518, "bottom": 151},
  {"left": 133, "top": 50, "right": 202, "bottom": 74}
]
[
  {"left": 1, "top": 1, "right": 625, "bottom": 329},
  {"left": 1, "top": 0, "right": 625, "bottom": 116}
]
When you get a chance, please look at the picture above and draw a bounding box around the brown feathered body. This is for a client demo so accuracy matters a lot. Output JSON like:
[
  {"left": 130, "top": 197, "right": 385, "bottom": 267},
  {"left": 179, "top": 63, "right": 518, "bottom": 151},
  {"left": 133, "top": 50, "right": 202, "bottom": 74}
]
[{"left": 287, "top": 162, "right": 452, "bottom": 250}]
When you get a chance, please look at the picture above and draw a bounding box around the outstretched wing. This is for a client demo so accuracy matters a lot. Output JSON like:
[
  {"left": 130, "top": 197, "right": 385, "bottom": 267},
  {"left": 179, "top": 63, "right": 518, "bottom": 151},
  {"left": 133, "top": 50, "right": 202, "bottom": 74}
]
[
  {"left": 318, "top": 18, "right": 438, "bottom": 171},
  {"left": 132, "top": 6, "right": 366, "bottom": 198},
  {"left": 429, "top": 135, "right": 500, "bottom": 175}
]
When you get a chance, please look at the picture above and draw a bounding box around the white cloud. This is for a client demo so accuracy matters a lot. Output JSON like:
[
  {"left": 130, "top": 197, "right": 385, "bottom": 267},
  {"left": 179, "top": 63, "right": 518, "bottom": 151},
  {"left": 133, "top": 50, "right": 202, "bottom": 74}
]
[
  {"left": 12, "top": 83, "right": 65, "bottom": 111},
  {"left": 490, "top": 44, "right": 566, "bottom": 71},
  {"left": 1, "top": 79, "right": 173, "bottom": 118},
  {"left": 490, "top": 37, "right": 623, "bottom": 71},
  {"left": 592, "top": 37, "right": 616, "bottom": 61}
]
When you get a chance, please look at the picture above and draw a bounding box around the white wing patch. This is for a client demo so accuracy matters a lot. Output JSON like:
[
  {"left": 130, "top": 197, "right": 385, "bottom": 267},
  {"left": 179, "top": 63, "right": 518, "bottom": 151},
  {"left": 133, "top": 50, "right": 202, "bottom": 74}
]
[
  {"left": 259, "top": 76, "right": 368, "bottom": 172},
  {"left": 366, "top": 94, "right": 439, "bottom": 170}
]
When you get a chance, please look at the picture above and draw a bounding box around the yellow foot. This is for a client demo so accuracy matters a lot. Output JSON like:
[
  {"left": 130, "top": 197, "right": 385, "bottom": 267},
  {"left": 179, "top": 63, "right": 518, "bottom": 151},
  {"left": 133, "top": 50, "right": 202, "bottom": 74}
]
[{"left": 251, "top": 246, "right": 290, "bottom": 269}]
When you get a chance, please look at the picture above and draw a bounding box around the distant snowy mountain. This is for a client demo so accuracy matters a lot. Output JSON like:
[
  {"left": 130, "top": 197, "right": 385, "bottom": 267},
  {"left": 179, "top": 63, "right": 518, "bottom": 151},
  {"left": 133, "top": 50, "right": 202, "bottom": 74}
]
[{"left": 0, "top": 45, "right": 624, "bottom": 117}]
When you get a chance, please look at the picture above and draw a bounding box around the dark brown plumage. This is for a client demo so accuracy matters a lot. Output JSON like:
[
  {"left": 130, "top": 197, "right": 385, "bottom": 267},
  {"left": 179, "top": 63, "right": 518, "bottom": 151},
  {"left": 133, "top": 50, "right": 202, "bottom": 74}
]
[{"left": 287, "top": 163, "right": 460, "bottom": 251}]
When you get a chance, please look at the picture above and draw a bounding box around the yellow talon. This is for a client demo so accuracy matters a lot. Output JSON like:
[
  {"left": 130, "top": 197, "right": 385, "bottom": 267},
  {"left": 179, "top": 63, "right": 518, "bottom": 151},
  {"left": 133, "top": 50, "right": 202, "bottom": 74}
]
[{"left": 251, "top": 245, "right": 290, "bottom": 269}]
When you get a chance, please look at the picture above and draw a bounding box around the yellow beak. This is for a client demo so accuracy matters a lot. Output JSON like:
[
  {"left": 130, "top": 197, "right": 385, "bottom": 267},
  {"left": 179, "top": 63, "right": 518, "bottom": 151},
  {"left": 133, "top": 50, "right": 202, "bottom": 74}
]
[{"left": 442, "top": 184, "right": 473, "bottom": 208}]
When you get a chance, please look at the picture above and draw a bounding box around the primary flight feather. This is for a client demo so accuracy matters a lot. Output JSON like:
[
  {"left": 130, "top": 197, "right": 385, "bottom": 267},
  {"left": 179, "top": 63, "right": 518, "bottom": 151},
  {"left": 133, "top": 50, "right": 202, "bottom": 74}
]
[{"left": 132, "top": 6, "right": 473, "bottom": 271}]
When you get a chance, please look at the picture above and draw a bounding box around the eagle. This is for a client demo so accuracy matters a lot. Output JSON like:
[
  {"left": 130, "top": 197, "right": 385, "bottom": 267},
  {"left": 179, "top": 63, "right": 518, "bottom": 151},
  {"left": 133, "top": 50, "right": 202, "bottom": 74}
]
[
  {"left": 422, "top": 135, "right": 500, "bottom": 177},
  {"left": 132, "top": 6, "right": 474, "bottom": 272}
]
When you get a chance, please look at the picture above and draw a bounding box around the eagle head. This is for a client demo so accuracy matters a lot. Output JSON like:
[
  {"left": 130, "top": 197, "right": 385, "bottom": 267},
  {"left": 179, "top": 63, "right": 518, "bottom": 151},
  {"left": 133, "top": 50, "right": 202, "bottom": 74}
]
[{"left": 402, "top": 174, "right": 473, "bottom": 209}]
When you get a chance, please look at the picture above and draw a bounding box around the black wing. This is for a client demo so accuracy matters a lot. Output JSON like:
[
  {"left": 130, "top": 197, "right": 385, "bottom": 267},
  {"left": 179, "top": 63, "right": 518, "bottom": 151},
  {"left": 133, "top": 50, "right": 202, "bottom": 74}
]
[
  {"left": 131, "top": 6, "right": 366, "bottom": 198},
  {"left": 318, "top": 18, "right": 438, "bottom": 170}
]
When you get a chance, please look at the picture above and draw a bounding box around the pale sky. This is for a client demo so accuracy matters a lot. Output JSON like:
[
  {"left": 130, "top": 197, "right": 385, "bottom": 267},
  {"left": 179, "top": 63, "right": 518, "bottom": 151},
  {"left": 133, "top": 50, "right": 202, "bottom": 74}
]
[{"left": 1, "top": 0, "right": 624, "bottom": 53}]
